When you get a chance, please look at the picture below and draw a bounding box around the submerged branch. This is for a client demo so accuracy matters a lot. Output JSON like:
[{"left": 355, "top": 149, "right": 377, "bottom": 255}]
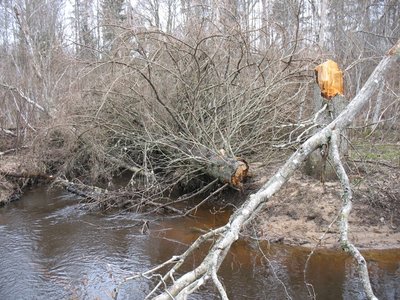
[
  {"left": 141, "top": 225, "right": 228, "bottom": 299},
  {"left": 184, "top": 183, "right": 228, "bottom": 216},
  {"left": 54, "top": 178, "right": 183, "bottom": 214}
]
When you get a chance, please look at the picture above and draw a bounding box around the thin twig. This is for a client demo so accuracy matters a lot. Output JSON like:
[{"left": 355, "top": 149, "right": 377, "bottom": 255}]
[{"left": 184, "top": 183, "right": 229, "bottom": 216}]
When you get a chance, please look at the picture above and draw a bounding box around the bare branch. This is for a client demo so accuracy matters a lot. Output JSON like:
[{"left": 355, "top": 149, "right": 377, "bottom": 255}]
[
  {"left": 0, "top": 82, "right": 49, "bottom": 116},
  {"left": 330, "top": 130, "right": 377, "bottom": 300}
]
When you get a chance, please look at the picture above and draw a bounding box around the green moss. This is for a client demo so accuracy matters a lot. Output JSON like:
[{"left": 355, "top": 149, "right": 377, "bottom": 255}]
[{"left": 350, "top": 143, "right": 400, "bottom": 163}]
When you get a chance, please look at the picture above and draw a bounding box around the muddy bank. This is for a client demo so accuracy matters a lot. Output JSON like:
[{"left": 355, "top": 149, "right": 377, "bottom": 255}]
[
  {"left": 248, "top": 162, "right": 400, "bottom": 249},
  {"left": 0, "top": 154, "right": 48, "bottom": 205},
  {"left": 0, "top": 179, "right": 16, "bottom": 204},
  {"left": 0, "top": 156, "right": 23, "bottom": 204}
]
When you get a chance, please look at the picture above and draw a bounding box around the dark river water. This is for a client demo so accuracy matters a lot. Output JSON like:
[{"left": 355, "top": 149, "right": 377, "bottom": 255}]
[{"left": 0, "top": 187, "right": 399, "bottom": 299}]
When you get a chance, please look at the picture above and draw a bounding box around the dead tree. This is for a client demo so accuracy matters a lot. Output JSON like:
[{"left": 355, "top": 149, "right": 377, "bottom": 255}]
[
  {"left": 134, "top": 40, "right": 400, "bottom": 300},
  {"left": 158, "top": 140, "right": 249, "bottom": 189}
]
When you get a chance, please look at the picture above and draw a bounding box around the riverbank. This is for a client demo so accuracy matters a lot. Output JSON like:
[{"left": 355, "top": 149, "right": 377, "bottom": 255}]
[
  {"left": 0, "top": 153, "right": 47, "bottom": 205},
  {"left": 248, "top": 161, "right": 400, "bottom": 249},
  {"left": 1, "top": 149, "right": 399, "bottom": 250},
  {"left": 0, "top": 155, "right": 22, "bottom": 204}
]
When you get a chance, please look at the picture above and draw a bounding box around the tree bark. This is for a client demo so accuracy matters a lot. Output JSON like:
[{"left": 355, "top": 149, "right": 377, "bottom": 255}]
[
  {"left": 162, "top": 140, "right": 249, "bottom": 189},
  {"left": 148, "top": 39, "right": 399, "bottom": 299},
  {"left": 305, "top": 60, "right": 348, "bottom": 181},
  {"left": 193, "top": 146, "right": 248, "bottom": 189},
  {"left": 371, "top": 83, "right": 384, "bottom": 131},
  {"left": 304, "top": 84, "right": 348, "bottom": 180},
  {"left": 330, "top": 130, "right": 377, "bottom": 300}
]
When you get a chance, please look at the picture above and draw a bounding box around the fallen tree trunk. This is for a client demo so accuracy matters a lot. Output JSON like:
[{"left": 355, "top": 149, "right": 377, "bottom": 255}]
[
  {"left": 141, "top": 40, "right": 399, "bottom": 299},
  {"left": 0, "top": 171, "right": 53, "bottom": 182},
  {"left": 54, "top": 178, "right": 108, "bottom": 201},
  {"left": 54, "top": 178, "right": 184, "bottom": 214},
  {"left": 195, "top": 147, "right": 248, "bottom": 189},
  {"left": 155, "top": 138, "right": 249, "bottom": 188}
]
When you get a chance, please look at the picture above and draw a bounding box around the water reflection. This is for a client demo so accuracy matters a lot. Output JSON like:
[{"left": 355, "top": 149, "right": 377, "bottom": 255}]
[{"left": 0, "top": 187, "right": 399, "bottom": 299}]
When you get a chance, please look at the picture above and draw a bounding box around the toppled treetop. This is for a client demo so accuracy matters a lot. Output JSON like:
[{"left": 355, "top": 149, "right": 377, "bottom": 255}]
[{"left": 315, "top": 59, "right": 344, "bottom": 100}]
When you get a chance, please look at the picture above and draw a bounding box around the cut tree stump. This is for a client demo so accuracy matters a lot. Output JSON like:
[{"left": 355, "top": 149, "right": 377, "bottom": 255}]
[
  {"left": 205, "top": 156, "right": 248, "bottom": 189},
  {"left": 166, "top": 140, "right": 249, "bottom": 189},
  {"left": 304, "top": 60, "right": 348, "bottom": 181},
  {"left": 188, "top": 145, "right": 249, "bottom": 189}
]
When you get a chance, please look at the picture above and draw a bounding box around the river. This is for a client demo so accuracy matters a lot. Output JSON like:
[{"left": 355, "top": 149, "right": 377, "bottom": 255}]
[{"left": 0, "top": 187, "right": 399, "bottom": 299}]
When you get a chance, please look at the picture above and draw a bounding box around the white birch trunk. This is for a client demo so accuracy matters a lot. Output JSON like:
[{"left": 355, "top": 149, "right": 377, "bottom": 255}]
[{"left": 372, "top": 83, "right": 384, "bottom": 126}]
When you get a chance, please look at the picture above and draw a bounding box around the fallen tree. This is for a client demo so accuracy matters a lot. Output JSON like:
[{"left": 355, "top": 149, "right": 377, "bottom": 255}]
[
  {"left": 54, "top": 177, "right": 184, "bottom": 214},
  {"left": 130, "top": 40, "right": 399, "bottom": 300},
  {"left": 154, "top": 139, "right": 249, "bottom": 189}
]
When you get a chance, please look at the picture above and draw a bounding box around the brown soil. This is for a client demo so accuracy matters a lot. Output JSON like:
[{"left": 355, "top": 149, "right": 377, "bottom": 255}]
[
  {"left": 247, "top": 162, "right": 400, "bottom": 249},
  {"left": 0, "top": 153, "right": 46, "bottom": 205},
  {"left": 0, "top": 156, "right": 21, "bottom": 204},
  {"left": 0, "top": 178, "right": 15, "bottom": 204}
]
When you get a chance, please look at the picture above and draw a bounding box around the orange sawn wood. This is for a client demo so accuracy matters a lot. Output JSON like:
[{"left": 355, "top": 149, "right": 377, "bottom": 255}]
[{"left": 315, "top": 60, "right": 344, "bottom": 100}]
